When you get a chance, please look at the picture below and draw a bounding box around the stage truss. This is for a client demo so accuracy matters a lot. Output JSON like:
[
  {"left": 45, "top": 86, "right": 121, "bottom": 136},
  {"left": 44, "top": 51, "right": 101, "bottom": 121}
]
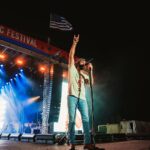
[{"left": 0, "top": 25, "right": 68, "bottom": 133}]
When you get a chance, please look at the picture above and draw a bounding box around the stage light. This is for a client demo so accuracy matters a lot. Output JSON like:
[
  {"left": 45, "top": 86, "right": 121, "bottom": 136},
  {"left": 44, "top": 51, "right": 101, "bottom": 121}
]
[
  {"left": 0, "top": 64, "right": 4, "bottom": 67},
  {"left": 0, "top": 54, "right": 5, "bottom": 59},
  {"left": 17, "top": 60, "right": 23, "bottom": 65},
  {"left": 0, "top": 64, "right": 5, "bottom": 77},
  {"left": 39, "top": 65, "right": 47, "bottom": 73},
  {"left": 50, "top": 65, "right": 54, "bottom": 74},
  {"left": 26, "top": 96, "right": 40, "bottom": 105},
  {"left": 0, "top": 53, "right": 6, "bottom": 61},
  {"left": 0, "top": 68, "right": 34, "bottom": 133},
  {"left": 20, "top": 69, "right": 23, "bottom": 72},
  {"left": 40, "top": 66, "right": 46, "bottom": 72},
  {"left": 15, "top": 57, "right": 25, "bottom": 66}
]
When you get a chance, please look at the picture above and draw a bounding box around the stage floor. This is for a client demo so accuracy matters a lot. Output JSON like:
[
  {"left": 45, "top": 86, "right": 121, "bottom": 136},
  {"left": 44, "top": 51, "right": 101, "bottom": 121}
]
[{"left": 0, "top": 140, "right": 150, "bottom": 150}]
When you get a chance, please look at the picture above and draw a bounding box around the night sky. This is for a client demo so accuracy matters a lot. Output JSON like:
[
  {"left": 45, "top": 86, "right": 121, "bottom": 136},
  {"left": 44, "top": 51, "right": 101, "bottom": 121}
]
[{"left": 0, "top": 2, "right": 149, "bottom": 126}]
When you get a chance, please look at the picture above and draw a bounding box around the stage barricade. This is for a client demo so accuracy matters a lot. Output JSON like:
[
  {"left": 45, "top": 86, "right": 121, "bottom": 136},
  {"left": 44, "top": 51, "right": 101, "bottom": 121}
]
[
  {"left": 120, "top": 120, "right": 150, "bottom": 134},
  {"left": 98, "top": 121, "right": 150, "bottom": 135},
  {"left": 98, "top": 124, "right": 121, "bottom": 134}
]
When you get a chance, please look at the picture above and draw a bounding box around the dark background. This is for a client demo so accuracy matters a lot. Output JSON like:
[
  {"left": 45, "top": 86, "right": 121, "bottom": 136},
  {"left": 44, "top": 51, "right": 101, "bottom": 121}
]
[{"left": 0, "top": 1, "right": 149, "bottom": 127}]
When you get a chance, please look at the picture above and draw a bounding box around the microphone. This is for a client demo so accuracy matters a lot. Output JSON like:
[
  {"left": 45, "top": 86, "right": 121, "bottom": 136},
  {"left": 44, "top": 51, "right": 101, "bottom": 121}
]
[{"left": 84, "top": 58, "right": 93, "bottom": 66}]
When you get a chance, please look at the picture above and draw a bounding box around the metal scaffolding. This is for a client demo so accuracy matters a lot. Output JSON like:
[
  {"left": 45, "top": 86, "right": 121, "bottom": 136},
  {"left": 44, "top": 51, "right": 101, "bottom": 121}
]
[{"left": 41, "top": 64, "right": 54, "bottom": 134}]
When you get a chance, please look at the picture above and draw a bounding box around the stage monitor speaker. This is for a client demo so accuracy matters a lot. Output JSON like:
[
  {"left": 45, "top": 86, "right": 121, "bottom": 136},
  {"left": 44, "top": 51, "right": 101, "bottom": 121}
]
[
  {"left": 35, "top": 134, "right": 55, "bottom": 144},
  {"left": 1, "top": 133, "right": 10, "bottom": 140},
  {"left": 21, "top": 134, "right": 35, "bottom": 142},
  {"left": 75, "top": 134, "right": 84, "bottom": 144},
  {"left": 9, "top": 133, "right": 22, "bottom": 141}
]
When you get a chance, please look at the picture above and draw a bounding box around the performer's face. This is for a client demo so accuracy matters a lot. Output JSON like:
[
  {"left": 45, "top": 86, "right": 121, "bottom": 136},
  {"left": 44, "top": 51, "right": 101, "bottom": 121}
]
[
  {"left": 79, "top": 59, "right": 86, "bottom": 70},
  {"left": 79, "top": 59, "right": 86, "bottom": 66}
]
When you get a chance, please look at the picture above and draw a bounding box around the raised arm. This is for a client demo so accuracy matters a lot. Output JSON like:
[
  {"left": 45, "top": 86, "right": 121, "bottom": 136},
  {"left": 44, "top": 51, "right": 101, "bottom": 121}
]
[{"left": 68, "top": 34, "right": 79, "bottom": 66}]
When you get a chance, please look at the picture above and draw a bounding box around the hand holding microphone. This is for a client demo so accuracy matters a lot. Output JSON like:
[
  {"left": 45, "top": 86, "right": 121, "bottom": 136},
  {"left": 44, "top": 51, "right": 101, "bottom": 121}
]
[
  {"left": 84, "top": 58, "right": 93, "bottom": 70},
  {"left": 87, "top": 63, "right": 93, "bottom": 70}
]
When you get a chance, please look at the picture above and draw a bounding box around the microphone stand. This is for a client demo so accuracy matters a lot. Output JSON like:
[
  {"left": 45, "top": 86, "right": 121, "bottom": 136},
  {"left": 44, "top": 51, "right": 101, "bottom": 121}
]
[{"left": 88, "top": 68, "right": 96, "bottom": 147}]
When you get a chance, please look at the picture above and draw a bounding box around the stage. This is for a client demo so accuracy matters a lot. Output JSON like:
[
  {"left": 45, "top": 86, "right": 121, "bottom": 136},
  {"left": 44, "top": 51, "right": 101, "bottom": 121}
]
[{"left": 0, "top": 140, "right": 150, "bottom": 150}]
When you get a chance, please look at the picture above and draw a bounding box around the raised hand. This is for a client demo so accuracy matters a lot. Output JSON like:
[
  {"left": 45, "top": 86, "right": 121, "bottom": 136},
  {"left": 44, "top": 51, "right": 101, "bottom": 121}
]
[{"left": 73, "top": 34, "right": 80, "bottom": 44}]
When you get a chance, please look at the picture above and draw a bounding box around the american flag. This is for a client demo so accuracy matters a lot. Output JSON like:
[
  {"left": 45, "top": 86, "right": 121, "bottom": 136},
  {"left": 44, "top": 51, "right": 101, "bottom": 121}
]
[{"left": 50, "top": 14, "right": 73, "bottom": 31}]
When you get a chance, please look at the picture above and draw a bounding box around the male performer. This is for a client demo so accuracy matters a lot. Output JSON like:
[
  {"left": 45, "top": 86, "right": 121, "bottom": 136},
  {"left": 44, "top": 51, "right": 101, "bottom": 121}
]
[{"left": 68, "top": 34, "right": 96, "bottom": 150}]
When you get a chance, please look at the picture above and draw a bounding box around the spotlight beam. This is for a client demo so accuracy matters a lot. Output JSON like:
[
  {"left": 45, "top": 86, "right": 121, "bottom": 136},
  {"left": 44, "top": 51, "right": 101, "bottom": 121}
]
[{"left": 0, "top": 47, "right": 8, "bottom": 54}]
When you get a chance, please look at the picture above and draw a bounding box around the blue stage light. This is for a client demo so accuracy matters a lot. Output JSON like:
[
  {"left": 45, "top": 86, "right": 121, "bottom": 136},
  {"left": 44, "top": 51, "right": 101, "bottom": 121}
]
[
  {"left": 0, "top": 64, "right": 4, "bottom": 67},
  {"left": 20, "top": 69, "right": 23, "bottom": 72}
]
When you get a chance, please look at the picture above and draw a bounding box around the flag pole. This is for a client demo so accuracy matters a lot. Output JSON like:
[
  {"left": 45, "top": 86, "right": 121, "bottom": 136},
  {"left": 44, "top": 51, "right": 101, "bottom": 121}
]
[{"left": 48, "top": 14, "right": 52, "bottom": 45}]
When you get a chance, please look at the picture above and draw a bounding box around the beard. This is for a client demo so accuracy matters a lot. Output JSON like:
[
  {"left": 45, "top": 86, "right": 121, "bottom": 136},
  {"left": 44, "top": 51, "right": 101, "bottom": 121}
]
[{"left": 79, "top": 64, "right": 85, "bottom": 70}]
